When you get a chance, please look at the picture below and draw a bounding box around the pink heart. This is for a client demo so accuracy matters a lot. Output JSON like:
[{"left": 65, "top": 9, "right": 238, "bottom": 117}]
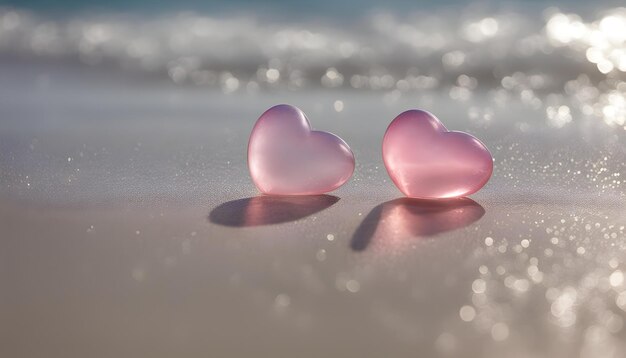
[
  {"left": 383, "top": 110, "right": 493, "bottom": 199},
  {"left": 248, "top": 104, "right": 355, "bottom": 195}
]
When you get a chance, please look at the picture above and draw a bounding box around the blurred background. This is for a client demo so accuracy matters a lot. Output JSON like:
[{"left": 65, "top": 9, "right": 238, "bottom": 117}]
[
  {"left": 1, "top": 1, "right": 625, "bottom": 357},
  {"left": 0, "top": 0, "right": 624, "bottom": 114}
]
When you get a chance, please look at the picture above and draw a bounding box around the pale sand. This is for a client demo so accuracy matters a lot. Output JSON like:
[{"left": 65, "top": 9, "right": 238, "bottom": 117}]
[{"left": 1, "top": 62, "right": 625, "bottom": 357}]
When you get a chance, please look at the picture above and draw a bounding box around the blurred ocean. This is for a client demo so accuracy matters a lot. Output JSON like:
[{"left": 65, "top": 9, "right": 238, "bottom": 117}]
[
  {"left": 5, "top": 0, "right": 625, "bottom": 14},
  {"left": 0, "top": 1, "right": 624, "bottom": 128}
]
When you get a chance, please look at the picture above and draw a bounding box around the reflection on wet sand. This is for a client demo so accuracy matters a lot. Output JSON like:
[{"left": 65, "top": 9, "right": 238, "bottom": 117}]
[
  {"left": 351, "top": 197, "right": 485, "bottom": 251},
  {"left": 209, "top": 195, "right": 339, "bottom": 227}
]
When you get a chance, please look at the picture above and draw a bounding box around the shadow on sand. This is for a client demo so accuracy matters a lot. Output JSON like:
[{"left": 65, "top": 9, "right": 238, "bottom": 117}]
[
  {"left": 351, "top": 197, "right": 485, "bottom": 251},
  {"left": 209, "top": 195, "right": 339, "bottom": 227}
]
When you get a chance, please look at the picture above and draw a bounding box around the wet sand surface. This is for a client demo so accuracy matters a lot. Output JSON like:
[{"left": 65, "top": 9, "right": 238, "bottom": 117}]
[{"left": 1, "top": 62, "right": 626, "bottom": 357}]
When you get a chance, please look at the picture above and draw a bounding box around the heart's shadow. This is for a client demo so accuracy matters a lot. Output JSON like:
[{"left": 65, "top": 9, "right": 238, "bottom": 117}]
[
  {"left": 351, "top": 197, "right": 485, "bottom": 251},
  {"left": 209, "top": 195, "right": 339, "bottom": 227}
]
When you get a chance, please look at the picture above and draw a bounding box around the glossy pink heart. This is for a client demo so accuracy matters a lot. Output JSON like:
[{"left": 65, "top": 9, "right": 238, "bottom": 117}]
[
  {"left": 382, "top": 110, "right": 493, "bottom": 199},
  {"left": 248, "top": 104, "right": 355, "bottom": 195}
]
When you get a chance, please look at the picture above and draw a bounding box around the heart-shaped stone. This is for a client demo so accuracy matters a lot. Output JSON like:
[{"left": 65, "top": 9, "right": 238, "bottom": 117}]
[
  {"left": 383, "top": 110, "right": 493, "bottom": 199},
  {"left": 248, "top": 104, "right": 355, "bottom": 195}
]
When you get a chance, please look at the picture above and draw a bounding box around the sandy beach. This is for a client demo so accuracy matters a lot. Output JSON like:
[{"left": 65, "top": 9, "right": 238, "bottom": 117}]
[{"left": 1, "top": 55, "right": 625, "bottom": 357}]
